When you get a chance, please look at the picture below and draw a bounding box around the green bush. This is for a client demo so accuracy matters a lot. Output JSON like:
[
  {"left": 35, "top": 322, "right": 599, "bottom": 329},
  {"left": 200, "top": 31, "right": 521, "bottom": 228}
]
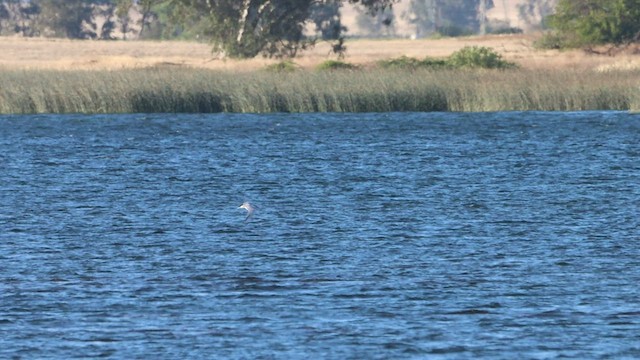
[
  {"left": 378, "top": 56, "right": 448, "bottom": 70},
  {"left": 420, "top": 57, "right": 449, "bottom": 68},
  {"left": 489, "top": 26, "right": 523, "bottom": 35},
  {"left": 317, "top": 60, "right": 359, "bottom": 71},
  {"left": 548, "top": 0, "right": 640, "bottom": 48},
  {"left": 447, "top": 46, "right": 516, "bottom": 69},
  {"left": 378, "top": 56, "right": 421, "bottom": 69},
  {"left": 533, "top": 31, "right": 585, "bottom": 50},
  {"left": 534, "top": 32, "right": 566, "bottom": 50},
  {"left": 264, "top": 60, "right": 299, "bottom": 72}
]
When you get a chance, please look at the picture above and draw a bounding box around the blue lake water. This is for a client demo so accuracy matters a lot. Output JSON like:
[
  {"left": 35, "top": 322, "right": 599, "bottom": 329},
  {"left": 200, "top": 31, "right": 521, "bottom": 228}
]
[{"left": 1, "top": 112, "right": 639, "bottom": 359}]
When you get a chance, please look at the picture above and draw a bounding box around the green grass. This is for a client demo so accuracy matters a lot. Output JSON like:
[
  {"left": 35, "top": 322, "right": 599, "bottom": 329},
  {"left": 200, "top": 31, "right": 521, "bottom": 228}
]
[
  {"left": 0, "top": 67, "right": 638, "bottom": 114},
  {"left": 263, "top": 60, "right": 299, "bottom": 73},
  {"left": 377, "top": 55, "right": 449, "bottom": 70},
  {"left": 316, "top": 60, "right": 359, "bottom": 71}
]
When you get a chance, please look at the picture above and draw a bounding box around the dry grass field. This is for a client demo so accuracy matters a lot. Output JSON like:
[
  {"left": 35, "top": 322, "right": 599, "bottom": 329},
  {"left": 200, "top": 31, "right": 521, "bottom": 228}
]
[{"left": 1, "top": 34, "right": 639, "bottom": 72}]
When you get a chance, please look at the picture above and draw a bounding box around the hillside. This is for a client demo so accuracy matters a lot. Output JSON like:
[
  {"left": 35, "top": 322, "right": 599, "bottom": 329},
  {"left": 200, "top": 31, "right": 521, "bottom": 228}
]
[{"left": 341, "top": 0, "right": 548, "bottom": 37}]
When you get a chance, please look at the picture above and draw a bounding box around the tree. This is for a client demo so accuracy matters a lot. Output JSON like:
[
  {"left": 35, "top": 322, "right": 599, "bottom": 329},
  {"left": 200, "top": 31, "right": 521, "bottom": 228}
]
[
  {"left": 1, "top": 0, "right": 42, "bottom": 36},
  {"left": 157, "top": 0, "right": 214, "bottom": 39},
  {"left": 138, "top": 0, "right": 162, "bottom": 37},
  {"left": 310, "top": 1, "right": 349, "bottom": 56},
  {"left": 0, "top": 3, "right": 8, "bottom": 34},
  {"left": 310, "top": 0, "right": 344, "bottom": 41},
  {"left": 548, "top": 0, "right": 640, "bottom": 47},
  {"left": 112, "top": 0, "right": 173, "bottom": 40},
  {"left": 115, "top": 0, "right": 133, "bottom": 39},
  {"left": 87, "top": 1, "right": 117, "bottom": 40},
  {"left": 355, "top": 4, "right": 395, "bottom": 37},
  {"left": 172, "top": 0, "right": 398, "bottom": 58},
  {"left": 35, "top": 0, "right": 97, "bottom": 38}
]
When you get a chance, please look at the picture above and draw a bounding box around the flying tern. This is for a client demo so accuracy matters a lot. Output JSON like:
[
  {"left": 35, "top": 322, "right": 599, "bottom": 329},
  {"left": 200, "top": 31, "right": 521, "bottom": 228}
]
[{"left": 238, "top": 201, "right": 256, "bottom": 222}]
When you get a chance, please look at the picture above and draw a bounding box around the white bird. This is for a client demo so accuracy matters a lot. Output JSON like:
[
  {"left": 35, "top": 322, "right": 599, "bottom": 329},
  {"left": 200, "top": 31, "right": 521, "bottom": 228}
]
[{"left": 238, "top": 201, "right": 256, "bottom": 222}]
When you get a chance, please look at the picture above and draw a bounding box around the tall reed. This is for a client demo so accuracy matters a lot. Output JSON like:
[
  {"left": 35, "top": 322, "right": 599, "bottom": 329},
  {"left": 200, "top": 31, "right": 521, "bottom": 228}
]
[{"left": 0, "top": 67, "right": 638, "bottom": 114}]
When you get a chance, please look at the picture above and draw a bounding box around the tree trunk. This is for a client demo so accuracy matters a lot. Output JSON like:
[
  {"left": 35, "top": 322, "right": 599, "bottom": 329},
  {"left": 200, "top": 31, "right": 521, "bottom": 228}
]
[
  {"left": 236, "top": 0, "right": 251, "bottom": 43},
  {"left": 478, "top": 0, "right": 486, "bottom": 35}
]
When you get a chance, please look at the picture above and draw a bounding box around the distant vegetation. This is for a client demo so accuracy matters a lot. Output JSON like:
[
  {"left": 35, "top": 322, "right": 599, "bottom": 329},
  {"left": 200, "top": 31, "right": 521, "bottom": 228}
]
[
  {"left": 3, "top": 1, "right": 640, "bottom": 55},
  {"left": 0, "top": 0, "right": 397, "bottom": 58},
  {"left": 540, "top": 0, "right": 640, "bottom": 50},
  {"left": 263, "top": 60, "right": 299, "bottom": 73},
  {"left": 378, "top": 46, "right": 515, "bottom": 70},
  {"left": 378, "top": 56, "right": 448, "bottom": 70},
  {"left": 316, "top": 60, "right": 360, "bottom": 71},
  {"left": 1, "top": 67, "right": 638, "bottom": 114},
  {"left": 446, "top": 46, "right": 516, "bottom": 69}
]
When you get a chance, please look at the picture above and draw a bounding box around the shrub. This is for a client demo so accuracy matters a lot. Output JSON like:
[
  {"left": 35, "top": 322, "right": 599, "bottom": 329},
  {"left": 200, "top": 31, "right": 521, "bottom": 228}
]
[
  {"left": 420, "top": 57, "right": 449, "bottom": 68},
  {"left": 447, "top": 46, "right": 516, "bottom": 69},
  {"left": 317, "top": 60, "right": 359, "bottom": 71},
  {"left": 489, "top": 26, "right": 523, "bottom": 35},
  {"left": 378, "top": 56, "right": 421, "bottom": 69},
  {"left": 378, "top": 56, "right": 448, "bottom": 70},
  {"left": 534, "top": 32, "right": 566, "bottom": 50},
  {"left": 264, "top": 60, "right": 299, "bottom": 72}
]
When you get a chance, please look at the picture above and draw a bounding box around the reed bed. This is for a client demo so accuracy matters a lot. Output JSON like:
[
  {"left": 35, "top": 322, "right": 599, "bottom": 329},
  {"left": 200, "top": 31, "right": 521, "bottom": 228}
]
[{"left": 0, "top": 67, "right": 639, "bottom": 114}]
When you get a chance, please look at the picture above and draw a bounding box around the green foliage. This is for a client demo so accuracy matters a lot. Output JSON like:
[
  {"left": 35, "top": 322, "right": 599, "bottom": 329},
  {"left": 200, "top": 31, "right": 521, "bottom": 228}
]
[
  {"left": 0, "top": 0, "right": 398, "bottom": 50},
  {"left": 112, "top": 0, "right": 166, "bottom": 39},
  {"left": 317, "top": 60, "right": 359, "bottom": 71},
  {"left": 171, "top": 0, "right": 396, "bottom": 59},
  {"left": 355, "top": 5, "right": 395, "bottom": 37},
  {"left": 0, "top": 0, "right": 398, "bottom": 57},
  {"left": 0, "top": 0, "right": 167, "bottom": 39},
  {"left": 437, "top": 24, "right": 474, "bottom": 37},
  {"left": 35, "top": 0, "right": 97, "bottom": 38},
  {"left": 421, "top": 57, "right": 450, "bottom": 68},
  {"left": 378, "top": 48, "right": 515, "bottom": 70},
  {"left": 377, "top": 56, "right": 421, "bottom": 69},
  {"left": 310, "top": 1, "right": 345, "bottom": 40},
  {"left": 488, "top": 26, "right": 523, "bottom": 35},
  {"left": 534, "top": 32, "right": 570, "bottom": 50},
  {"left": 547, "top": 0, "right": 640, "bottom": 48},
  {"left": 137, "top": 0, "right": 161, "bottom": 37},
  {"left": 447, "top": 46, "right": 516, "bottom": 69},
  {"left": 377, "top": 56, "right": 448, "bottom": 70},
  {"left": 152, "top": 0, "right": 211, "bottom": 40},
  {"left": 0, "top": 3, "right": 9, "bottom": 34},
  {"left": 264, "top": 60, "right": 299, "bottom": 72}
]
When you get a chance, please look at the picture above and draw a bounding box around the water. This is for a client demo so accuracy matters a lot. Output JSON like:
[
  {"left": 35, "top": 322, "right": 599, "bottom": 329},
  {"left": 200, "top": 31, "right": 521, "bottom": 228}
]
[{"left": 1, "top": 112, "right": 639, "bottom": 359}]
